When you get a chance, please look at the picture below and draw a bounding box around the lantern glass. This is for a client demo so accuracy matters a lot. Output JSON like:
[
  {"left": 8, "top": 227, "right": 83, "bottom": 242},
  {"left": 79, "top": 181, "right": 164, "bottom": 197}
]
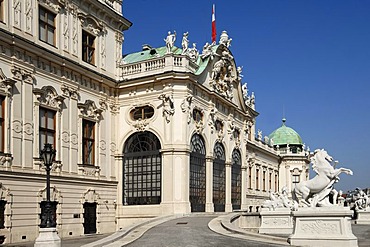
[{"left": 40, "top": 143, "right": 56, "bottom": 166}]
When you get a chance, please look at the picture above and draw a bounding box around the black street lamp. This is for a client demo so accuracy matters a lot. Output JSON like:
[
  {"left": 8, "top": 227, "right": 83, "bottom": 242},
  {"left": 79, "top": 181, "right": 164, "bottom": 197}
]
[{"left": 39, "top": 143, "right": 57, "bottom": 228}]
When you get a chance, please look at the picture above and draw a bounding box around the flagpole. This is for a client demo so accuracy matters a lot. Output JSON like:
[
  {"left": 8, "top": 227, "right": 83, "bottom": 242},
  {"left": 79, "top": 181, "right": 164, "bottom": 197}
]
[{"left": 212, "top": 4, "right": 216, "bottom": 43}]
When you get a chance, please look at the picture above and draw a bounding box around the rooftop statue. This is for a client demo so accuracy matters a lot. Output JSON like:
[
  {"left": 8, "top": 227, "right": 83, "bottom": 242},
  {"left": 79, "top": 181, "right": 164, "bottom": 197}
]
[
  {"left": 181, "top": 32, "right": 189, "bottom": 55},
  {"left": 219, "top": 30, "right": 232, "bottom": 47},
  {"left": 164, "top": 31, "right": 176, "bottom": 54},
  {"left": 292, "top": 149, "right": 353, "bottom": 207}
]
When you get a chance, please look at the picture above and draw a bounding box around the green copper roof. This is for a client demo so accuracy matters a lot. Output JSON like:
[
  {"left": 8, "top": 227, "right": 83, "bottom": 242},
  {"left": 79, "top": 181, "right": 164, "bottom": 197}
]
[
  {"left": 122, "top": 45, "right": 221, "bottom": 76},
  {"left": 123, "top": 46, "right": 182, "bottom": 64},
  {"left": 268, "top": 118, "right": 303, "bottom": 146}
]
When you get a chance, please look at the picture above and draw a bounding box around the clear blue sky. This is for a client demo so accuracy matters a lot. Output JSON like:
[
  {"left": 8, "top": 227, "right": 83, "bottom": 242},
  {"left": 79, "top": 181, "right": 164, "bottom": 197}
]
[{"left": 122, "top": 0, "right": 370, "bottom": 191}]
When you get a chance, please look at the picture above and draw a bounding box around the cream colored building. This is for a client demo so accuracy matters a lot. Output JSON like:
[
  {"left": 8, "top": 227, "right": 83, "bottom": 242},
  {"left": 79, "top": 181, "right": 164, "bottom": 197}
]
[{"left": 0, "top": 0, "right": 309, "bottom": 245}]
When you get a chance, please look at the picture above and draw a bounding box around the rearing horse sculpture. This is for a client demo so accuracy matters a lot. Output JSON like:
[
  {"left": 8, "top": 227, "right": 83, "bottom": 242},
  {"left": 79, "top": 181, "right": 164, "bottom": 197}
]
[{"left": 292, "top": 149, "right": 353, "bottom": 207}]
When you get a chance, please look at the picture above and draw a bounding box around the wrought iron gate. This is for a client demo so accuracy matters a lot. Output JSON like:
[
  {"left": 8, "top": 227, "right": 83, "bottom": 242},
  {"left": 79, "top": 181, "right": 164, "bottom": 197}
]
[
  {"left": 231, "top": 149, "right": 241, "bottom": 210},
  {"left": 213, "top": 143, "right": 225, "bottom": 212},
  {"left": 189, "top": 134, "right": 206, "bottom": 212}
]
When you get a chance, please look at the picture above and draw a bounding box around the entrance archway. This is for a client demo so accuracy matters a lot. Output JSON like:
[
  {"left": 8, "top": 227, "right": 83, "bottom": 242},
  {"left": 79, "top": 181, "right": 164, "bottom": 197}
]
[{"left": 123, "top": 131, "right": 162, "bottom": 205}]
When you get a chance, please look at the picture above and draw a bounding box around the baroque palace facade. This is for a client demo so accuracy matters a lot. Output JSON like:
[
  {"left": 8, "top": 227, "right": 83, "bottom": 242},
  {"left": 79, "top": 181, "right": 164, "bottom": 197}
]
[{"left": 0, "top": 0, "right": 309, "bottom": 244}]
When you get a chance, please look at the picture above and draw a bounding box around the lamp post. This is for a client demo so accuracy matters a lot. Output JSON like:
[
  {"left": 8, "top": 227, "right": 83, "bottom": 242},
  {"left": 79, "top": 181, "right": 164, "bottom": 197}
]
[
  {"left": 39, "top": 143, "right": 57, "bottom": 228},
  {"left": 34, "top": 143, "right": 61, "bottom": 247}
]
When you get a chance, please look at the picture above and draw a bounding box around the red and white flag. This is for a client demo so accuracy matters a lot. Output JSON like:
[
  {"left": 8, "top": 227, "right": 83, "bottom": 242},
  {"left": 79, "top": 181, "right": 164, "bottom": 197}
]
[{"left": 212, "top": 4, "right": 216, "bottom": 43}]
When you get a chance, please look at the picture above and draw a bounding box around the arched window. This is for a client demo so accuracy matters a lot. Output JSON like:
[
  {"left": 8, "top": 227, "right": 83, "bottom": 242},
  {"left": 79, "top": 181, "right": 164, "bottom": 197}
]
[
  {"left": 189, "top": 134, "right": 206, "bottom": 212},
  {"left": 231, "top": 149, "right": 242, "bottom": 210},
  {"left": 213, "top": 142, "right": 226, "bottom": 212},
  {"left": 123, "top": 131, "right": 161, "bottom": 205}
]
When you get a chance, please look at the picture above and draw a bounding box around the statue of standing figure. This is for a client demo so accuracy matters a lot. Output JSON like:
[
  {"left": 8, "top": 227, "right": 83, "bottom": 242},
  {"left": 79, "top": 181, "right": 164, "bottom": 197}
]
[
  {"left": 165, "top": 31, "right": 176, "bottom": 53},
  {"left": 181, "top": 32, "right": 189, "bottom": 55}
]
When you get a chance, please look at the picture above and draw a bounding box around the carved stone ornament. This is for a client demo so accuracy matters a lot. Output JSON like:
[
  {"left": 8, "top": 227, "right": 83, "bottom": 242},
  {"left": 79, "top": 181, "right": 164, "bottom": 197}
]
[
  {"left": 133, "top": 119, "right": 149, "bottom": 132},
  {"left": 39, "top": 0, "right": 66, "bottom": 12},
  {"left": 219, "top": 30, "right": 232, "bottom": 48},
  {"left": 301, "top": 220, "right": 338, "bottom": 234},
  {"left": 158, "top": 93, "right": 174, "bottom": 123},
  {"left": 227, "top": 114, "right": 235, "bottom": 134},
  {"left": 195, "top": 120, "right": 204, "bottom": 135},
  {"left": 110, "top": 142, "right": 116, "bottom": 152},
  {"left": 38, "top": 186, "right": 63, "bottom": 201},
  {"left": 78, "top": 13, "right": 106, "bottom": 36},
  {"left": 181, "top": 95, "right": 192, "bottom": 124},
  {"left": 0, "top": 68, "right": 16, "bottom": 95},
  {"left": 0, "top": 183, "right": 11, "bottom": 200},
  {"left": 33, "top": 86, "right": 65, "bottom": 111},
  {"left": 82, "top": 188, "right": 101, "bottom": 203},
  {"left": 208, "top": 104, "right": 218, "bottom": 134},
  {"left": 77, "top": 100, "right": 103, "bottom": 121},
  {"left": 209, "top": 49, "right": 235, "bottom": 100},
  {"left": 61, "top": 84, "right": 80, "bottom": 99},
  {"left": 11, "top": 67, "right": 34, "bottom": 84}
]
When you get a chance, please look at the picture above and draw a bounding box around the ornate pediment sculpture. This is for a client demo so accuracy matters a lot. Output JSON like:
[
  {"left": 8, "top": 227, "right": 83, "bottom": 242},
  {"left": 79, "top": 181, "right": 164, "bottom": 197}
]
[
  {"left": 209, "top": 49, "right": 235, "bottom": 100},
  {"left": 77, "top": 100, "right": 103, "bottom": 121},
  {"left": 33, "top": 86, "right": 65, "bottom": 111}
]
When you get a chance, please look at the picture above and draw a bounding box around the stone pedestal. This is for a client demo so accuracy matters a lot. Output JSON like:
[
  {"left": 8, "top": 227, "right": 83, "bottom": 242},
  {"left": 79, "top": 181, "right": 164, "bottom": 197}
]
[
  {"left": 34, "top": 228, "right": 61, "bottom": 247},
  {"left": 259, "top": 208, "right": 293, "bottom": 235},
  {"left": 288, "top": 207, "right": 358, "bottom": 247},
  {"left": 356, "top": 209, "right": 370, "bottom": 224}
]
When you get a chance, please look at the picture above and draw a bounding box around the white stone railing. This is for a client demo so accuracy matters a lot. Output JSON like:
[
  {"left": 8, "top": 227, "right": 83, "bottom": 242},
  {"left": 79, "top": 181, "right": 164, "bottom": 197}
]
[{"left": 121, "top": 54, "right": 199, "bottom": 80}]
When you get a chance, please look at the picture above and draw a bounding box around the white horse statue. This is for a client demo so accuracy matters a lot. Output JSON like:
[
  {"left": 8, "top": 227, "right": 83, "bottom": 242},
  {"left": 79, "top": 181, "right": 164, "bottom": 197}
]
[{"left": 292, "top": 149, "right": 353, "bottom": 207}]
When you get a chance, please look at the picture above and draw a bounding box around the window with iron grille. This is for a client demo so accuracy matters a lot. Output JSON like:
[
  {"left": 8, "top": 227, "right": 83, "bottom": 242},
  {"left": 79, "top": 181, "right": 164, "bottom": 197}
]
[
  {"left": 39, "top": 6, "right": 56, "bottom": 45},
  {"left": 231, "top": 149, "right": 241, "bottom": 210},
  {"left": 213, "top": 142, "right": 225, "bottom": 212},
  {"left": 0, "top": 96, "right": 4, "bottom": 153},
  {"left": 39, "top": 107, "right": 56, "bottom": 151},
  {"left": 0, "top": 200, "right": 5, "bottom": 229},
  {"left": 189, "top": 134, "right": 206, "bottom": 212},
  {"left": 123, "top": 131, "right": 161, "bottom": 205},
  {"left": 262, "top": 170, "right": 266, "bottom": 191},
  {"left": 83, "top": 120, "right": 95, "bottom": 165},
  {"left": 82, "top": 30, "right": 96, "bottom": 64}
]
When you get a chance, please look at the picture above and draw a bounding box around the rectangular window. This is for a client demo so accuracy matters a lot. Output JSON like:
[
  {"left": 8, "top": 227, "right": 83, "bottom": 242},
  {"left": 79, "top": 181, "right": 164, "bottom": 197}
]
[
  {"left": 82, "top": 30, "right": 96, "bottom": 64},
  {"left": 256, "top": 169, "right": 259, "bottom": 190},
  {"left": 39, "top": 107, "right": 56, "bottom": 151},
  {"left": 39, "top": 6, "right": 56, "bottom": 45},
  {"left": 269, "top": 173, "right": 272, "bottom": 190},
  {"left": 0, "top": 0, "right": 4, "bottom": 23},
  {"left": 292, "top": 174, "right": 300, "bottom": 184},
  {"left": 262, "top": 171, "right": 266, "bottom": 191},
  {"left": 0, "top": 96, "right": 5, "bottom": 153},
  {"left": 83, "top": 120, "right": 95, "bottom": 165},
  {"left": 248, "top": 167, "right": 252, "bottom": 188},
  {"left": 275, "top": 174, "right": 278, "bottom": 191},
  {"left": 0, "top": 200, "right": 5, "bottom": 229}
]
